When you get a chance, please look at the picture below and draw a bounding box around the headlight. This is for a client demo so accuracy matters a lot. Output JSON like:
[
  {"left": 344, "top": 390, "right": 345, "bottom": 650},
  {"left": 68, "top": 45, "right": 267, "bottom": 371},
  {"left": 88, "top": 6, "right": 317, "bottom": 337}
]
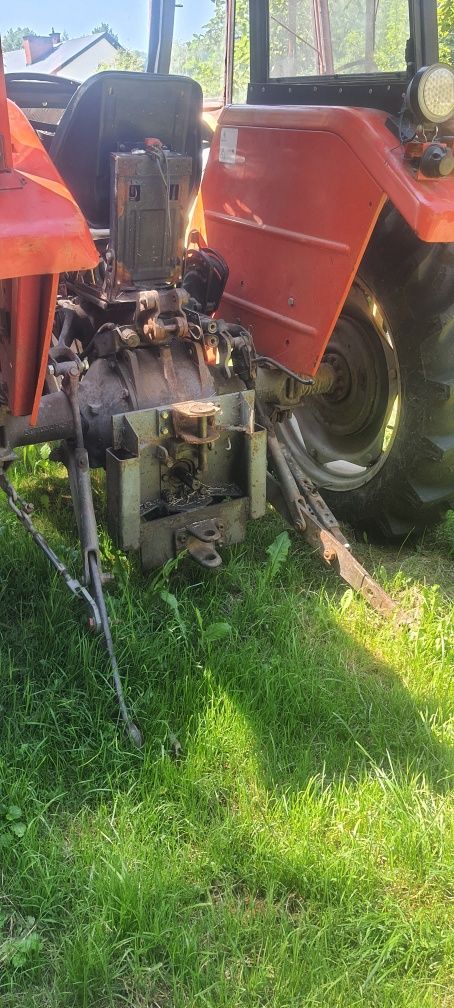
[{"left": 406, "top": 64, "right": 454, "bottom": 124}]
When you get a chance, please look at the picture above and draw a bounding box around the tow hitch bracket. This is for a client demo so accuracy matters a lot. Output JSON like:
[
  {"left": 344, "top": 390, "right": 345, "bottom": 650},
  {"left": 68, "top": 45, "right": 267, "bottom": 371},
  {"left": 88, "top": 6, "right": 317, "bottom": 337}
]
[{"left": 175, "top": 518, "right": 224, "bottom": 568}]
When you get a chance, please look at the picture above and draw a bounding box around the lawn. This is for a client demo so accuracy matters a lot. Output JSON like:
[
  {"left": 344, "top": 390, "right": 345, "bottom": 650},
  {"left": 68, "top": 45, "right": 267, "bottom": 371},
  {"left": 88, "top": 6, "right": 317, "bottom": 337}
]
[{"left": 0, "top": 455, "right": 452, "bottom": 1007}]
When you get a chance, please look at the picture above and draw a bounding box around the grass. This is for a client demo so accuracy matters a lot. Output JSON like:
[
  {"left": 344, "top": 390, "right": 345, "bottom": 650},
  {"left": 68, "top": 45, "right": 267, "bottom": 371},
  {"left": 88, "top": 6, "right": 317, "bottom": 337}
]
[{"left": 0, "top": 454, "right": 452, "bottom": 1007}]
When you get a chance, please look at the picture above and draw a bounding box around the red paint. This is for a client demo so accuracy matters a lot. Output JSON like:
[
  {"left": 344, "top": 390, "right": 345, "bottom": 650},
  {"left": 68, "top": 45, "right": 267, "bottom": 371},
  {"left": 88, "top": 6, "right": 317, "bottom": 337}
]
[
  {"left": 0, "top": 70, "right": 97, "bottom": 418},
  {"left": 198, "top": 104, "right": 454, "bottom": 375}
]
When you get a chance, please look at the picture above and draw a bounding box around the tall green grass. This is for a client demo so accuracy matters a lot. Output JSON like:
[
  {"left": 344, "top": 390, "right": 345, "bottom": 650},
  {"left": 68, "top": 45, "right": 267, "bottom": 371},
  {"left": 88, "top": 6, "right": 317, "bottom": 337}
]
[{"left": 0, "top": 459, "right": 452, "bottom": 1006}]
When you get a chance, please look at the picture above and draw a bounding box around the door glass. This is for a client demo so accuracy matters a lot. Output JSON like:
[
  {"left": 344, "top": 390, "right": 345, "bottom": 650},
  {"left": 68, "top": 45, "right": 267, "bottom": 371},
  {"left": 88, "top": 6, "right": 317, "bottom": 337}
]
[
  {"left": 233, "top": 2, "right": 251, "bottom": 102},
  {"left": 269, "top": 0, "right": 410, "bottom": 77},
  {"left": 169, "top": 0, "right": 227, "bottom": 101}
]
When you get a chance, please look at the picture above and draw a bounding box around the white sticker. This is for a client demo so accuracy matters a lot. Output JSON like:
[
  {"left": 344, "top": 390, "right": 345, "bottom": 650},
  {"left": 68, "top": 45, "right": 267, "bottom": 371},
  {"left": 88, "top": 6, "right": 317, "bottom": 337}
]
[{"left": 219, "top": 127, "right": 238, "bottom": 164}]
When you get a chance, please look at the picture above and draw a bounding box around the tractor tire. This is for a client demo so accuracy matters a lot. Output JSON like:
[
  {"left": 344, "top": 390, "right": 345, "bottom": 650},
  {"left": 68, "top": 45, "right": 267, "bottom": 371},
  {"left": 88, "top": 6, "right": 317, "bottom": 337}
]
[{"left": 280, "top": 207, "right": 454, "bottom": 538}]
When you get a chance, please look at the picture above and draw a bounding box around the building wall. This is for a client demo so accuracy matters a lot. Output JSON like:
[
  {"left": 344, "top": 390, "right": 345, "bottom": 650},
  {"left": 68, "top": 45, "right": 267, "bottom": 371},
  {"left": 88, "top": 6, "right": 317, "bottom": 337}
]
[{"left": 60, "top": 38, "right": 118, "bottom": 81}]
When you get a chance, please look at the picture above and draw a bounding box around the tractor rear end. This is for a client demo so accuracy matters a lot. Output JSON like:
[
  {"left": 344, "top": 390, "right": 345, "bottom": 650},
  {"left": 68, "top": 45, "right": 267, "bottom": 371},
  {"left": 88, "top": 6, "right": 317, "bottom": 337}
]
[{"left": 0, "top": 0, "right": 453, "bottom": 744}]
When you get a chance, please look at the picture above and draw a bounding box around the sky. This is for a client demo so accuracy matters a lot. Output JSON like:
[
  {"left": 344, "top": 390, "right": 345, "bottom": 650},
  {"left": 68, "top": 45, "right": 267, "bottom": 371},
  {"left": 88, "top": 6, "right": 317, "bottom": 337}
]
[{"left": 0, "top": 0, "right": 214, "bottom": 51}]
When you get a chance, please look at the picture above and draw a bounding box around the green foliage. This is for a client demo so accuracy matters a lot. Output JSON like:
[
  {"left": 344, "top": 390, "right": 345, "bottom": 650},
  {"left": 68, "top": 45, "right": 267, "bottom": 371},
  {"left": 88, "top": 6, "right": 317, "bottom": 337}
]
[
  {"left": 438, "top": 0, "right": 454, "bottom": 62},
  {"left": 0, "top": 459, "right": 452, "bottom": 1003},
  {"left": 170, "top": 0, "right": 227, "bottom": 98},
  {"left": 16, "top": 443, "right": 51, "bottom": 476},
  {"left": 0, "top": 804, "right": 27, "bottom": 849},
  {"left": 98, "top": 48, "right": 146, "bottom": 73},
  {"left": 265, "top": 530, "right": 291, "bottom": 578},
  {"left": 91, "top": 22, "right": 120, "bottom": 46},
  {"left": 194, "top": 605, "right": 232, "bottom": 647},
  {"left": 170, "top": 0, "right": 453, "bottom": 104},
  {"left": 0, "top": 914, "right": 41, "bottom": 972},
  {"left": 2, "top": 26, "right": 35, "bottom": 51},
  {"left": 160, "top": 588, "right": 188, "bottom": 641}
]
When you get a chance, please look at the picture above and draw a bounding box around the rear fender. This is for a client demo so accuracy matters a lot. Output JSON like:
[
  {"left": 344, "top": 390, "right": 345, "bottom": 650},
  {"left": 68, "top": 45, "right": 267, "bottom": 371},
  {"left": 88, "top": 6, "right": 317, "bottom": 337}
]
[
  {"left": 195, "top": 105, "right": 454, "bottom": 375},
  {"left": 0, "top": 46, "right": 97, "bottom": 421}
]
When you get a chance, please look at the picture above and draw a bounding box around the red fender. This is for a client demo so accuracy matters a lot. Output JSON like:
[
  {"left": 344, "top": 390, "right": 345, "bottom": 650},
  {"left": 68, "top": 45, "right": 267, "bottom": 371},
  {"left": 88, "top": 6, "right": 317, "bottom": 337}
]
[
  {"left": 195, "top": 105, "right": 454, "bottom": 375},
  {"left": 0, "top": 47, "right": 97, "bottom": 421}
]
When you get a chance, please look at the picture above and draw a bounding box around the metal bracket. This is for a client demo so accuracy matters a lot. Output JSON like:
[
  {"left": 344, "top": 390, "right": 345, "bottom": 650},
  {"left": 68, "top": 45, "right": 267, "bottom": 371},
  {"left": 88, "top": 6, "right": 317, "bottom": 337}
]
[
  {"left": 170, "top": 400, "right": 222, "bottom": 444},
  {"left": 266, "top": 432, "right": 401, "bottom": 618},
  {"left": 175, "top": 518, "right": 224, "bottom": 568}
]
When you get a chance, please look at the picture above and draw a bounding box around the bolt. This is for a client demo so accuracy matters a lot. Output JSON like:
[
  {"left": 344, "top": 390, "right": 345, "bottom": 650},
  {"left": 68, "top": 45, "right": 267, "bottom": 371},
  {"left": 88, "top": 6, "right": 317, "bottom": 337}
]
[
  {"left": 161, "top": 427, "right": 169, "bottom": 436},
  {"left": 161, "top": 411, "right": 169, "bottom": 420},
  {"left": 288, "top": 297, "right": 295, "bottom": 306}
]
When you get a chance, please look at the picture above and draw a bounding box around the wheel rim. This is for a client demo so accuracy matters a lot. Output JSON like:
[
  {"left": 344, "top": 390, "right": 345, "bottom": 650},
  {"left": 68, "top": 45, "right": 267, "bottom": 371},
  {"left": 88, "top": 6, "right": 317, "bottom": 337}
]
[{"left": 279, "top": 280, "right": 401, "bottom": 492}]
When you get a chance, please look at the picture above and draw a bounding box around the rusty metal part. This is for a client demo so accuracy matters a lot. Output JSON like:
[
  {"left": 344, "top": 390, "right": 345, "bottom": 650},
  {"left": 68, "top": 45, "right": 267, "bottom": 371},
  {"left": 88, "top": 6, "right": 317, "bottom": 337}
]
[
  {"left": 107, "top": 389, "right": 264, "bottom": 569},
  {"left": 63, "top": 368, "right": 142, "bottom": 747},
  {"left": 1, "top": 334, "right": 222, "bottom": 468},
  {"left": 175, "top": 518, "right": 224, "bottom": 568},
  {"left": 299, "top": 361, "right": 336, "bottom": 395},
  {"left": 283, "top": 450, "right": 345, "bottom": 542},
  {"left": 266, "top": 430, "right": 307, "bottom": 532},
  {"left": 256, "top": 361, "right": 336, "bottom": 408},
  {"left": 3, "top": 390, "right": 75, "bottom": 448},
  {"left": 267, "top": 469, "right": 397, "bottom": 616},
  {"left": 136, "top": 287, "right": 190, "bottom": 343},
  {"left": 264, "top": 416, "right": 398, "bottom": 616},
  {"left": 171, "top": 401, "right": 222, "bottom": 444},
  {"left": 256, "top": 400, "right": 306, "bottom": 532}
]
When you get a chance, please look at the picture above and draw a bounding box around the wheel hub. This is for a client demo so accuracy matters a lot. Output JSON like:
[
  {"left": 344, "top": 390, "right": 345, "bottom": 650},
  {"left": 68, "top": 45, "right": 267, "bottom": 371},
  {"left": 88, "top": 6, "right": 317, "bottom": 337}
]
[{"left": 278, "top": 282, "right": 401, "bottom": 492}]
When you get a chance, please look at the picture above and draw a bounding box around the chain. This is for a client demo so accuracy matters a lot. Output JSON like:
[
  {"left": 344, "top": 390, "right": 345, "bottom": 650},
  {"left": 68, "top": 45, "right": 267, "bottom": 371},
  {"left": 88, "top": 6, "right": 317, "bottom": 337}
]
[
  {"left": 0, "top": 470, "right": 102, "bottom": 632},
  {"left": 0, "top": 465, "right": 143, "bottom": 746}
]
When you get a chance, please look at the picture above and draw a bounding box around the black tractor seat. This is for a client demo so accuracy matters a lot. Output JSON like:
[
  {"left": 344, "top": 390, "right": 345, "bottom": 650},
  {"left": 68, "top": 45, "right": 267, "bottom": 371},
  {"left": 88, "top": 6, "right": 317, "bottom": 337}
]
[{"left": 48, "top": 70, "right": 203, "bottom": 228}]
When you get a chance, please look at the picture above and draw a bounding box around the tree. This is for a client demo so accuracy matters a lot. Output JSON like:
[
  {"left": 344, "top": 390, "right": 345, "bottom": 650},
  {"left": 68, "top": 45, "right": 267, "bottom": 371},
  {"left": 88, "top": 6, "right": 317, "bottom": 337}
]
[
  {"left": 111, "top": 49, "right": 146, "bottom": 71},
  {"left": 169, "top": 0, "right": 250, "bottom": 100},
  {"left": 98, "top": 49, "right": 146, "bottom": 72},
  {"left": 92, "top": 22, "right": 120, "bottom": 46},
  {"left": 438, "top": 0, "right": 454, "bottom": 62},
  {"left": 169, "top": 0, "right": 454, "bottom": 104},
  {"left": 2, "top": 26, "right": 36, "bottom": 51}
]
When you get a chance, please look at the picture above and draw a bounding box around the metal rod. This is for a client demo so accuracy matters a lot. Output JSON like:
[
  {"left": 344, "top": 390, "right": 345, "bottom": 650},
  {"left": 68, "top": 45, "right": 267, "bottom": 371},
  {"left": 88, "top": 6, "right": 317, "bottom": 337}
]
[
  {"left": 4, "top": 391, "right": 75, "bottom": 448},
  {"left": 64, "top": 369, "right": 143, "bottom": 747}
]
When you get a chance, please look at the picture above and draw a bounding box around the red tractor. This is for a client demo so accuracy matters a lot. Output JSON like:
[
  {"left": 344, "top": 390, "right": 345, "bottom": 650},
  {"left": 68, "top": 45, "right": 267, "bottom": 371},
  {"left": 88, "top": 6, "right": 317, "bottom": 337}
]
[{"left": 0, "top": 0, "right": 453, "bottom": 743}]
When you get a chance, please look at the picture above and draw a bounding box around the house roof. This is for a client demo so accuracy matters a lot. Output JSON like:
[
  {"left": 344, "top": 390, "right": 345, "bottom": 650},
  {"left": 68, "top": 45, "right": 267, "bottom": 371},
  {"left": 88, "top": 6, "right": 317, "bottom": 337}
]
[{"left": 3, "top": 33, "right": 116, "bottom": 77}]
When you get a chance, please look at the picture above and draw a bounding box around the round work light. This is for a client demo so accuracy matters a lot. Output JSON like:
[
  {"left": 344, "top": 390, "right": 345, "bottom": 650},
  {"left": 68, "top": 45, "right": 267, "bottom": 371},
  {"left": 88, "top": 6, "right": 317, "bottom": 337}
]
[{"left": 406, "top": 64, "right": 454, "bottom": 124}]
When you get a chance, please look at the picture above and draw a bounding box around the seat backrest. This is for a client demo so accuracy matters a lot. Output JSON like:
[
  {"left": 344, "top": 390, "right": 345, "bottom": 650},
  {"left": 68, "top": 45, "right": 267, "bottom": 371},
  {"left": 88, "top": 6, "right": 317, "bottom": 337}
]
[{"left": 50, "top": 71, "right": 203, "bottom": 228}]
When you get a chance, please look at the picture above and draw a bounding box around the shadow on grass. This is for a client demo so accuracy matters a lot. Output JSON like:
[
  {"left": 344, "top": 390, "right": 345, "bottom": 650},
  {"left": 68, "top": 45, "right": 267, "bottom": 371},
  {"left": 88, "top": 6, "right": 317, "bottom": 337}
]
[
  {"left": 0, "top": 500, "right": 451, "bottom": 803},
  {"left": 0, "top": 499, "right": 452, "bottom": 1005}
]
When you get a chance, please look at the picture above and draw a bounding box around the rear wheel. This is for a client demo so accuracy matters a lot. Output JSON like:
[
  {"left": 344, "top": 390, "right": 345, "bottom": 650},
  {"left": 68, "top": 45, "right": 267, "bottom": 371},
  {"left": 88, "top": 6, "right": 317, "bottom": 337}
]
[{"left": 279, "top": 208, "right": 454, "bottom": 538}]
